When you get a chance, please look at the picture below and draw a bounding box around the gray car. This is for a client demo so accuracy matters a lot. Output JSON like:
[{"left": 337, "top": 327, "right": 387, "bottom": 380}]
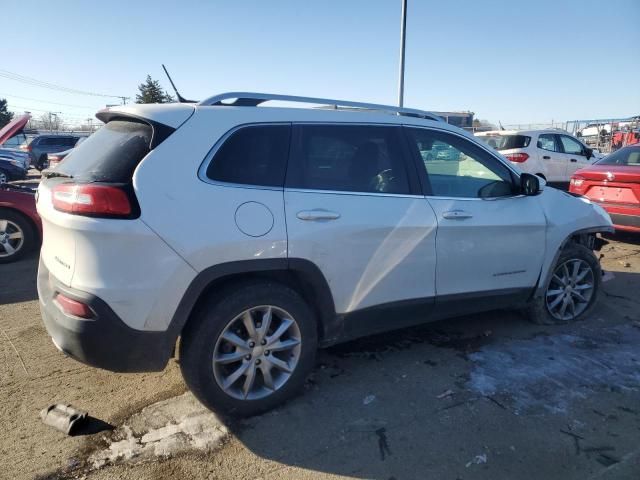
[{"left": 26, "top": 135, "right": 81, "bottom": 170}]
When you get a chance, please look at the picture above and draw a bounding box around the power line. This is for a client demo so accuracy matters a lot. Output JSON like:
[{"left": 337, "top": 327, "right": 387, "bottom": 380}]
[
  {"left": 0, "top": 92, "right": 97, "bottom": 109},
  {"left": 0, "top": 68, "right": 129, "bottom": 101}
]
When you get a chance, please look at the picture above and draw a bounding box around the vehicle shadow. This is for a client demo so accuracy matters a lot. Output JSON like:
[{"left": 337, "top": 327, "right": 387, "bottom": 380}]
[
  {"left": 605, "top": 231, "right": 640, "bottom": 246},
  {"left": 0, "top": 254, "right": 39, "bottom": 305},
  {"left": 221, "top": 269, "right": 640, "bottom": 479}
]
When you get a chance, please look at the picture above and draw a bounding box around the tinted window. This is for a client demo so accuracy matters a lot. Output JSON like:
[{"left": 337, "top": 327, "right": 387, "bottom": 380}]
[
  {"left": 559, "top": 135, "right": 584, "bottom": 155},
  {"left": 206, "top": 125, "right": 290, "bottom": 187},
  {"left": 62, "top": 137, "right": 78, "bottom": 147},
  {"left": 57, "top": 120, "right": 153, "bottom": 182},
  {"left": 478, "top": 134, "right": 531, "bottom": 150},
  {"left": 596, "top": 146, "right": 640, "bottom": 166},
  {"left": 288, "top": 125, "right": 410, "bottom": 194},
  {"left": 406, "top": 128, "right": 514, "bottom": 198},
  {"left": 537, "top": 134, "right": 558, "bottom": 152}
]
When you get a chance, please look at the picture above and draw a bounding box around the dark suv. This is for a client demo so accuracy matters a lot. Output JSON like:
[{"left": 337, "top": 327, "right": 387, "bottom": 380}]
[{"left": 25, "top": 135, "right": 81, "bottom": 170}]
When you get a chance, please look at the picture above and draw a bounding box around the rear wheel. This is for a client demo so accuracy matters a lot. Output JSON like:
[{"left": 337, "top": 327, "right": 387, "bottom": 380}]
[
  {"left": 36, "top": 155, "right": 48, "bottom": 171},
  {"left": 180, "top": 281, "right": 317, "bottom": 417},
  {"left": 0, "top": 209, "right": 35, "bottom": 264},
  {"left": 0, "top": 169, "right": 8, "bottom": 184},
  {"left": 526, "top": 243, "right": 600, "bottom": 325}
]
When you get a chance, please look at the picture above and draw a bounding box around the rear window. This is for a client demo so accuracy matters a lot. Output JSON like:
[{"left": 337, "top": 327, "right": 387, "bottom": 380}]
[
  {"left": 596, "top": 146, "right": 640, "bottom": 166},
  {"left": 57, "top": 120, "right": 153, "bottom": 182},
  {"left": 478, "top": 135, "right": 531, "bottom": 150}
]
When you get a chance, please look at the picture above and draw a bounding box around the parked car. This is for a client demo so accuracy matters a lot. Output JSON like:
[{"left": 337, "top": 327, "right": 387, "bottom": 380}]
[
  {"left": 0, "top": 157, "right": 28, "bottom": 184},
  {"left": 37, "top": 94, "right": 613, "bottom": 417},
  {"left": 570, "top": 144, "right": 640, "bottom": 233},
  {"left": 0, "top": 183, "right": 40, "bottom": 263},
  {"left": 475, "top": 129, "right": 602, "bottom": 185},
  {"left": 23, "top": 134, "right": 81, "bottom": 170},
  {"left": 46, "top": 137, "right": 87, "bottom": 169},
  {"left": 0, "top": 114, "right": 32, "bottom": 175}
]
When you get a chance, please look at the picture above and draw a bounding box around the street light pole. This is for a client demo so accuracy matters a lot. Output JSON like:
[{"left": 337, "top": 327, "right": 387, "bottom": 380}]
[{"left": 397, "top": 0, "right": 407, "bottom": 108}]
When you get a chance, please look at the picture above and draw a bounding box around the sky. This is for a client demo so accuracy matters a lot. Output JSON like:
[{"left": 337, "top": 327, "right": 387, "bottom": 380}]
[{"left": 1, "top": 0, "right": 639, "bottom": 126}]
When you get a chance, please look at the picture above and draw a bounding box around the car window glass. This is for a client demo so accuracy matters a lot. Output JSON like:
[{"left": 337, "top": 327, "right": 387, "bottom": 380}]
[
  {"left": 560, "top": 135, "right": 584, "bottom": 155},
  {"left": 537, "top": 134, "right": 558, "bottom": 152},
  {"left": 206, "top": 124, "right": 290, "bottom": 187},
  {"left": 596, "top": 147, "right": 640, "bottom": 166},
  {"left": 406, "top": 127, "right": 514, "bottom": 198},
  {"left": 287, "top": 125, "right": 410, "bottom": 194}
]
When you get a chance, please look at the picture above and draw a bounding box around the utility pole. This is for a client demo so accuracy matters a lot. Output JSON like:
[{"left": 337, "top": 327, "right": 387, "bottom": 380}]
[{"left": 397, "top": 0, "right": 408, "bottom": 108}]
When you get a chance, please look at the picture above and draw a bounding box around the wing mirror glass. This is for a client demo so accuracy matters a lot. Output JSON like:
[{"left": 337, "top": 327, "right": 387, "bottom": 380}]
[{"left": 520, "top": 173, "right": 541, "bottom": 196}]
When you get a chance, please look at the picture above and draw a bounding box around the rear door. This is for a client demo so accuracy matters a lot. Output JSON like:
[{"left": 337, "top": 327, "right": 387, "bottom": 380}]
[
  {"left": 284, "top": 124, "right": 438, "bottom": 321},
  {"left": 404, "top": 127, "right": 546, "bottom": 309},
  {"left": 536, "top": 133, "right": 564, "bottom": 182}
]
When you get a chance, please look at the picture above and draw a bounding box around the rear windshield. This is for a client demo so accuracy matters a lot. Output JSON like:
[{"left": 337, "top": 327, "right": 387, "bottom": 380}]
[
  {"left": 596, "top": 146, "right": 640, "bottom": 166},
  {"left": 57, "top": 120, "right": 152, "bottom": 182},
  {"left": 478, "top": 135, "right": 531, "bottom": 150}
]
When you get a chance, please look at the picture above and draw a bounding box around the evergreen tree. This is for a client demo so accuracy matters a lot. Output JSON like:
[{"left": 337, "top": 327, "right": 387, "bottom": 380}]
[
  {"left": 135, "top": 75, "right": 175, "bottom": 104},
  {"left": 0, "top": 99, "right": 14, "bottom": 128}
]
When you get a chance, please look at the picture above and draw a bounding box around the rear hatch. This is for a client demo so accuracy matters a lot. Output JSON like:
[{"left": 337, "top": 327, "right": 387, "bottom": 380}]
[
  {"left": 37, "top": 105, "right": 193, "bottom": 285},
  {"left": 476, "top": 133, "right": 531, "bottom": 163}
]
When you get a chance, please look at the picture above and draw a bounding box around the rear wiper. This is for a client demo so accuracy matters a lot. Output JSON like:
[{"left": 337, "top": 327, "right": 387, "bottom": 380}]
[{"left": 43, "top": 170, "right": 73, "bottom": 179}]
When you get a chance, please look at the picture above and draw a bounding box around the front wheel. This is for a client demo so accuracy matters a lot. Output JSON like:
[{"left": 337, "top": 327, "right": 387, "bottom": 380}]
[
  {"left": 525, "top": 243, "right": 601, "bottom": 325},
  {"left": 180, "top": 281, "right": 317, "bottom": 417}
]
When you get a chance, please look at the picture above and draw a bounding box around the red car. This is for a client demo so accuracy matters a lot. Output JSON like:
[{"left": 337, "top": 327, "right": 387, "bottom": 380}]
[
  {"left": 0, "top": 184, "right": 41, "bottom": 263},
  {"left": 569, "top": 144, "right": 640, "bottom": 233}
]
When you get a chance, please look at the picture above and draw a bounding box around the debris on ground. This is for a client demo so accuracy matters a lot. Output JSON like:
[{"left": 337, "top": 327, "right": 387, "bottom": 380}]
[
  {"left": 465, "top": 453, "right": 488, "bottom": 467},
  {"left": 363, "top": 394, "right": 376, "bottom": 405},
  {"left": 437, "top": 389, "right": 455, "bottom": 399},
  {"left": 40, "top": 404, "right": 87, "bottom": 435}
]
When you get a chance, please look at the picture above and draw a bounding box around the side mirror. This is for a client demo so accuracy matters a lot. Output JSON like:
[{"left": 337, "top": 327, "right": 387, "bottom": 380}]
[
  {"left": 585, "top": 147, "right": 593, "bottom": 160},
  {"left": 520, "top": 173, "right": 541, "bottom": 196}
]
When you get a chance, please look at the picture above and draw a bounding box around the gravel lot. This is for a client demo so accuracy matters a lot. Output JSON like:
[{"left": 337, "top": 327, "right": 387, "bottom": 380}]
[{"left": 1, "top": 234, "right": 639, "bottom": 480}]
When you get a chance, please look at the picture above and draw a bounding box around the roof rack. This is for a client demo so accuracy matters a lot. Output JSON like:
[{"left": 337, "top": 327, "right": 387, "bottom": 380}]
[{"left": 198, "top": 92, "right": 443, "bottom": 122}]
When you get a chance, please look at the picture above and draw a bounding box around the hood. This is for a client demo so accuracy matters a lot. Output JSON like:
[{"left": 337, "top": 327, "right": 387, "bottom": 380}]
[
  {"left": 0, "top": 114, "right": 31, "bottom": 145},
  {"left": 574, "top": 164, "right": 640, "bottom": 183}
]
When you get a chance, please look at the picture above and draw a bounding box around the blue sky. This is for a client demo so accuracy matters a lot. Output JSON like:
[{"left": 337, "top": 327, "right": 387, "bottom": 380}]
[{"left": 2, "top": 0, "right": 639, "bottom": 126}]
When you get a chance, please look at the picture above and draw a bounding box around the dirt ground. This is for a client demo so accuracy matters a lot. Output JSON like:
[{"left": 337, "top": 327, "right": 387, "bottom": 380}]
[{"left": 1, "top": 233, "right": 639, "bottom": 480}]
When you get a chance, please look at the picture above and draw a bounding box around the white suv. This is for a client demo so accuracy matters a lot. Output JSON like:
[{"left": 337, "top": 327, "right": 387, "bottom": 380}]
[
  {"left": 475, "top": 129, "right": 602, "bottom": 184},
  {"left": 37, "top": 93, "right": 613, "bottom": 416}
]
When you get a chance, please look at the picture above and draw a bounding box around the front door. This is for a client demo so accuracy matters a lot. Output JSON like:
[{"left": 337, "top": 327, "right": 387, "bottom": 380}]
[
  {"left": 284, "top": 124, "right": 438, "bottom": 319},
  {"left": 558, "top": 134, "right": 591, "bottom": 178},
  {"left": 536, "top": 133, "right": 565, "bottom": 182},
  {"left": 404, "top": 127, "right": 547, "bottom": 308}
]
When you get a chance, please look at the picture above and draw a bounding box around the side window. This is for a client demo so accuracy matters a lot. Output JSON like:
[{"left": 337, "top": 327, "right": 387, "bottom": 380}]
[
  {"left": 537, "top": 134, "right": 558, "bottom": 152},
  {"left": 559, "top": 135, "right": 584, "bottom": 155},
  {"left": 206, "top": 125, "right": 290, "bottom": 187},
  {"left": 287, "top": 125, "right": 411, "bottom": 194},
  {"left": 405, "top": 127, "right": 514, "bottom": 198}
]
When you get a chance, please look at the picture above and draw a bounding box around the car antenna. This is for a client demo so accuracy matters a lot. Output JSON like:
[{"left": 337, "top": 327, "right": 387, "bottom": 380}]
[{"left": 162, "top": 64, "right": 197, "bottom": 103}]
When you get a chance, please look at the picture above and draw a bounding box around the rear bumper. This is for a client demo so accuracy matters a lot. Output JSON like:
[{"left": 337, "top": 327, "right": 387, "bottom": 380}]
[
  {"left": 598, "top": 204, "right": 640, "bottom": 233},
  {"left": 37, "top": 258, "right": 173, "bottom": 372}
]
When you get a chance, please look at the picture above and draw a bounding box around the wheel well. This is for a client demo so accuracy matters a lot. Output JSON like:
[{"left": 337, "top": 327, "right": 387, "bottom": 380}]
[
  {"left": 178, "top": 263, "right": 336, "bottom": 346},
  {"left": 535, "top": 173, "right": 546, "bottom": 180}
]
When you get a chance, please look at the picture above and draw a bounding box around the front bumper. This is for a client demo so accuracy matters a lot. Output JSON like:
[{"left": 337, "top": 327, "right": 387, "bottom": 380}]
[{"left": 37, "top": 258, "right": 173, "bottom": 372}]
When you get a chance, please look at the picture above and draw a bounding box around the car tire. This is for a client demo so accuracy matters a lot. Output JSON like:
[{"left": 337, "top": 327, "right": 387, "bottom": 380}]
[
  {"left": 525, "top": 243, "right": 601, "bottom": 325},
  {"left": 0, "top": 209, "right": 36, "bottom": 264},
  {"left": 36, "top": 155, "right": 48, "bottom": 171},
  {"left": 180, "top": 281, "right": 318, "bottom": 417},
  {"left": 0, "top": 169, "right": 8, "bottom": 184}
]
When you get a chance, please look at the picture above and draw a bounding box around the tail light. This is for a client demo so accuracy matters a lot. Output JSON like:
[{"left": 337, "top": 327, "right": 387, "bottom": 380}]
[
  {"left": 55, "top": 293, "right": 94, "bottom": 318},
  {"left": 504, "top": 153, "right": 529, "bottom": 163},
  {"left": 52, "top": 184, "right": 132, "bottom": 217},
  {"left": 48, "top": 155, "right": 61, "bottom": 163}
]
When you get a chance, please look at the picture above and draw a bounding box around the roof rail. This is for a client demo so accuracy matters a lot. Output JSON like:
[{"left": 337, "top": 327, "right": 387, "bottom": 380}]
[{"left": 198, "top": 92, "right": 443, "bottom": 122}]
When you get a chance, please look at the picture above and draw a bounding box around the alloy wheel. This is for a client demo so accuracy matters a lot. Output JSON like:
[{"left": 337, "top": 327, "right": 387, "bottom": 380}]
[
  {"left": 212, "top": 305, "right": 302, "bottom": 400},
  {"left": 0, "top": 219, "right": 25, "bottom": 258},
  {"left": 0, "top": 172, "right": 7, "bottom": 184},
  {"left": 546, "top": 259, "right": 595, "bottom": 321}
]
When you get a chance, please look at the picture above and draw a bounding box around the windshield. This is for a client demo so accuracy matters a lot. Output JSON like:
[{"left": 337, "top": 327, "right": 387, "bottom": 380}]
[
  {"left": 596, "top": 146, "right": 640, "bottom": 166},
  {"left": 477, "top": 135, "right": 531, "bottom": 150},
  {"left": 57, "top": 120, "right": 152, "bottom": 182}
]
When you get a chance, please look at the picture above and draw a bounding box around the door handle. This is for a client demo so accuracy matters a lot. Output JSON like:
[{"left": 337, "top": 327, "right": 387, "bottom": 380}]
[
  {"left": 570, "top": 158, "right": 577, "bottom": 162},
  {"left": 542, "top": 155, "right": 551, "bottom": 160},
  {"left": 442, "top": 210, "right": 473, "bottom": 220},
  {"left": 296, "top": 210, "right": 341, "bottom": 221}
]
